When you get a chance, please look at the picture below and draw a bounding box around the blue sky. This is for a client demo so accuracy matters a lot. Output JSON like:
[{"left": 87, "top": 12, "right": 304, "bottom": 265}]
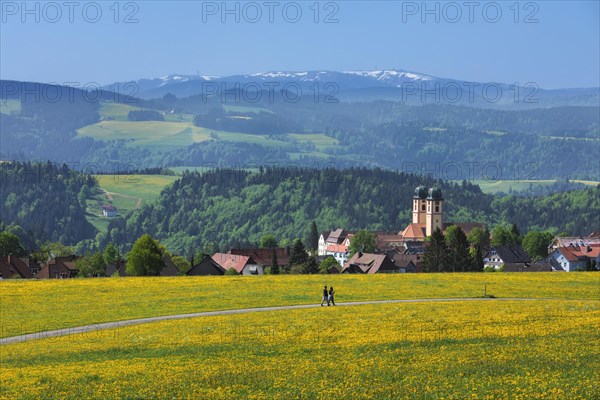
[{"left": 1, "top": 1, "right": 598, "bottom": 88}]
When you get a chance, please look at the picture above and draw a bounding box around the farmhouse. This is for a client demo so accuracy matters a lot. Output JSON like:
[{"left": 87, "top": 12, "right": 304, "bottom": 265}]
[
  {"left": 547, "top": 244, "right": 600, "bottom": 272},
  {"left": 102, "top": 205, "right": 117, "bottom": 217},
  {"left": 548, "top": 232, "right": 600, "bottom": 252},
  {"left": 342, "top": 252, "right": 399, "bottom": 274},
  {"left": 211, "top": 253, "right": 262, "bottom": 275},
  {"left": 37, "top": 255, "right": 80, "bottom": 279},
  {"left": 187, "top": 256, "right": 226, "bottom": 276},
  {"left": 318, "top": 229, "right": 352, "bottom": 256},
  {"left": 483, "top": 245, "right": 531, "bottom": 271},
  {"left": 0, "top": 256, "right": 34, "bottom": 279},
  {"left": 325, "top": 243, "right": 350, "bottom": 266},
  {"left": 228, "top": 247, "right": 291, "bottom": 272}
]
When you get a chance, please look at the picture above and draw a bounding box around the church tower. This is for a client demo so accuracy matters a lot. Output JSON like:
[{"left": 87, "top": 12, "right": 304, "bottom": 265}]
[
  {"left": 412, "top": 186, "right": 428, "bottom": 224},
  {"left": 425, "top": 187, "right": 444, "bottom": 236}
]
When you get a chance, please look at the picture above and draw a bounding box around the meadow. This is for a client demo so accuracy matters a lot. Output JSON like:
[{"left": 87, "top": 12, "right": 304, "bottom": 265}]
[
  {"left": 1, "top": 273, "right": 598, "bottom": 339},
  {"left": 84, "top": 174, "right": 179, "bottom": 231},
  {"left": 463, "top": 180, "right": 599, "bottom": 194},
  {"left": 1, "top": 299, "right": 598, "bottom": 399}
]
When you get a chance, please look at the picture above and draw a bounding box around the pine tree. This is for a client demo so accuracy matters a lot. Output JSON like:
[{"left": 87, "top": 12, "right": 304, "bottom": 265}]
[
  {"left": 270, "top": 249, "right": 280, "bottom": 275},
  {"left": 307, "top": 221, "right": 319, "bottom": 252},
  {"left": 422, "top": 228, "right": 449, "bottom": 272},
  {"left": 469, "top": 245, "right": 484, "bottom": 272},
  {"left": 446, "top": 226, "right": 471, "bottom": 272},
  {"left": 289, "top": 239, "right": 308, "bottom": 269}
]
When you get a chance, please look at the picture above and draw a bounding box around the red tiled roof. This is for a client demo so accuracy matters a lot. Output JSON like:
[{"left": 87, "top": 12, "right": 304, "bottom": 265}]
[
  {"left": 557, "top": 247, "right": 580, "bottom": 262},
  {"left": 228, "top": 248, "right": 290, "bottom": 267},
  {"left": 400, "top": 223, "right": 427, "bottom": 240},
  {"left": 211, "top": 253, "right": 251, "bottom": 273},
  {"left": 326, "top": 244, "right": 348, "bottom": 253},
  {"left": 342, "top": 252, "right": 396, "bottom": 274}
]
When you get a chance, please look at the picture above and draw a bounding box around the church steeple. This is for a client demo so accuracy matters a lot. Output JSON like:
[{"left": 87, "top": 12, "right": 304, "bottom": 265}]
[
  {"left": 425, "top": 187, "right": 444, "bottom": 236},
  {"left": 412, "top": 186, "right": 428, "bottom": 224}
]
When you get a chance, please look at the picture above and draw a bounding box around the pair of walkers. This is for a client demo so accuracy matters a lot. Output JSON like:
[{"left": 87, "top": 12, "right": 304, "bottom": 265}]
[{"left": 321, "top": 286, "right": 335, "bottom": 306}]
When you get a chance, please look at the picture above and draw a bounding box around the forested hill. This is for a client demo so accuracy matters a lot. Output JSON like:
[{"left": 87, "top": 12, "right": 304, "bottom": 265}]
[
  {"left": 101, "top": 168, "right": 599, "bottom": 254},
  {"left": 0, "top": 162, "right": 98, "bottom": 245}
]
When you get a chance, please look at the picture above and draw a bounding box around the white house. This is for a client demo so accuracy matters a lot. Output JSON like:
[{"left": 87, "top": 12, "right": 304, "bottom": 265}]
[
  {"left": 102, "top": 205, "right": 117, "bottom": 218},
  {"left": 326, "top": 243, "right": 350, "bottom": 266}
]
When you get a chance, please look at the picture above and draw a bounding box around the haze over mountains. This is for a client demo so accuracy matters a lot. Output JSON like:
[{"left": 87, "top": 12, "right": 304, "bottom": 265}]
[{"left": 104, "top": 70, "right": 600, "bottom": 109}]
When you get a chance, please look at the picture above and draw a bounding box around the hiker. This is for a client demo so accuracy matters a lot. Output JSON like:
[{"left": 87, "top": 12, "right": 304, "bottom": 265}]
[
  {"left": 321, "top": 285, "right": 330, "bottom": 306},
  {"left": 329, "top": 286, "right": 336, "bottom": 306}
]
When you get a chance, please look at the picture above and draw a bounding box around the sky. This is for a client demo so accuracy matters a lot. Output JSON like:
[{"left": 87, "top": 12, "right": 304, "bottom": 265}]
[{"left": 1, "top": 1, "right": 599, "bottom": 89}]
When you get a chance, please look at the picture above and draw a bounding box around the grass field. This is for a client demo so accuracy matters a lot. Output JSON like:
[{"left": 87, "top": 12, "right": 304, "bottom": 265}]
[
  {"left": 0, "top": 99, "right": 21, "bottom": 115},
  {"left": 459, "top": 179, "right": 600, "bottom": 194},
  {"left": 92, "top": 174, "right": 179, "bottom": 214},
  {"left": 77, "top": 121, "right": 213, "bottom": 152},
  {"left": 1, "top": 277, "right": 598, "bottom": 399},
  {"left": 1, "top": 273, "right": 597, "bottom": 339}
]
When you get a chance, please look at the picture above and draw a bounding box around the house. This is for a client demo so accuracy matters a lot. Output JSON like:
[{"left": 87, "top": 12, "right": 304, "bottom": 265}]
[
  {"left": 547, "top": 244, "right": 600, "bottom": 272},
  {"left": 37, "top": 255, "right": 80, "bottom": 279},
  {"left": 317, "top": 231, "right": 331, "bottom": 256},
  {"left": 325, "top": 243, "right": 349, "bottom": 266},
  {"left": 342, "top": 252, "right": 399, "bottom": 274},
  {"left": 105, "top": 260, "right": 128, "bottom": 277},
  {"left": 387, "top": 251, "right": 420, "bottom": 273},
  {"left": 228, "top": 248, "right": 290, "bottom": 270},
  {"left": 0, "top": 256, "right": 34, "bottom": 279},
  {"left": 318, "top": 229, "right": 353, "bottom": 256},
  {"left": 212, "top": 253, "right": 262, "bottom": 275},
  {"left": 483, "top": 245, "right": 531, "bottom": 271},
  {"left": 187, "top": 256, "right": 226, "bottom": 276},
  {"left": 400, "top": 186, "right": 485, "bottom": 241},
  {"left": 548, "top": 233, "right": 600, "bottom": 253},
  {"left": 375, "top": 232, "right": 404, "bottom": 252},
  {"left": 102, "top": 205, "right": 117, "bottom": 217},
  {"left": 159, "top": 255, "right": 180, "bottom": 276}
]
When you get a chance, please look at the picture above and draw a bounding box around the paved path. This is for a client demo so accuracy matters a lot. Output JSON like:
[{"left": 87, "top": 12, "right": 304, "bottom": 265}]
[{"left": 0, "top": 297, "right": 557, "bottom": 345}]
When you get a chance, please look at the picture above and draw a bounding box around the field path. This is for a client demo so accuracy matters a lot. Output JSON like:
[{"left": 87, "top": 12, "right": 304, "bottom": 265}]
[
  {"left": 101, "top": 188, "right": 143, "bottom": 210},
  {"left": 0, "top": 297, "right": 562, "bottom": 345}
]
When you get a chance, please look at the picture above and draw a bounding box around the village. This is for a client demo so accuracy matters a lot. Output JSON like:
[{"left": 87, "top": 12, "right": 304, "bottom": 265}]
[{"left": 1, "top": 186, "right": 599, "bottom": 279}]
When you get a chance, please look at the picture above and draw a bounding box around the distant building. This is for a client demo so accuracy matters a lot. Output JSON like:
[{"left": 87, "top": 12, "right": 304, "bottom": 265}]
[
  {"left": 212, "top": 253, "right": 263, "bottom": 275},
  {"left": 102, "top": 205, "right": 117, "bottom": 217},
  {"left": 228, "top": 247, "right": 291, "bottom": 271},
  {"left": 0, "top": 256, "right": 34, "bottom": 279},
  {"left": 483, "top": 245, "right": 531, "bottom": 271},
  {"left": 548, "top": 232, "right": 600, "bottom": 253},
  {"left": 37, "top": 255, "right": 80, "bottom": 279},
  {"left": 342, "top": 252, "right": 399, "bottom": 274},
  {"left": 318, "top": 229, "right": 352, "bottom": 256},
  {"left": 187, "top": 256, "right": 226, "bottom": 276},
  {"left": 325, "top": 243, "right": 349, "bottom": 266},
  {"left": 400, "top": 186, "right": 485, "bottom": 241},
  {"left": 547, "top": 244, "right": 600, "bottom": 272}
]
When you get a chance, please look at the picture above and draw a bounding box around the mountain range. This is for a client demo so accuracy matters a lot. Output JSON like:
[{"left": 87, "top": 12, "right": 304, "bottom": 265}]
[{"left": 104, "top": 70, "right": 600, "bottom": 109}]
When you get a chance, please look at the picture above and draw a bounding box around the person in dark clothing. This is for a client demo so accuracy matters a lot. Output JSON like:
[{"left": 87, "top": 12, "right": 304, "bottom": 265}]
[
  {"left": 321, "top": 285, "right": 330, "bottom": 306},
  {"left": 328, "top": 286, "right": 335, "bottom": 306}
]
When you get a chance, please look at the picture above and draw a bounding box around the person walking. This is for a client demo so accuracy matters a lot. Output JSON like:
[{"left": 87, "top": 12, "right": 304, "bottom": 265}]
[
  {"left": 321, "top": 285, "right": 330, "bottom": 306},
  {"left": 329, "top": 286, "right": 336, "bottom": 306}
]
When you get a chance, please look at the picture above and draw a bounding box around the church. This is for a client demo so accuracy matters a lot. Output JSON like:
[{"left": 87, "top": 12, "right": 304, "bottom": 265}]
[{"left": 400, "top": 186, "right": 484, "bottom": 240}]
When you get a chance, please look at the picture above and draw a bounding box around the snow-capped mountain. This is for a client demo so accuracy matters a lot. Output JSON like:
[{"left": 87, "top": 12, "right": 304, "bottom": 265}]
[{"left": 102, "top": 70, "right": 599, "bottom": 109}]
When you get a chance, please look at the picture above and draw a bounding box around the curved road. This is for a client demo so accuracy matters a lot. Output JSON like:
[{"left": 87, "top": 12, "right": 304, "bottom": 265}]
[{"left": 1, "top": 297, "right": 557, "bottom": 345}]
